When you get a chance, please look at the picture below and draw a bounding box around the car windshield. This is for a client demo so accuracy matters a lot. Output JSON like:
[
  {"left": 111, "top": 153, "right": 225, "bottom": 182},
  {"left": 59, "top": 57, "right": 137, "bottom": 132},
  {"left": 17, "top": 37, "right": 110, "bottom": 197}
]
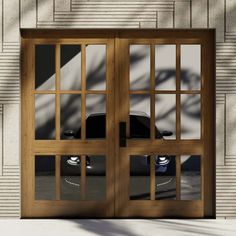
[{"left": 74, "top": 114, "right": 162, "bottom": 139}]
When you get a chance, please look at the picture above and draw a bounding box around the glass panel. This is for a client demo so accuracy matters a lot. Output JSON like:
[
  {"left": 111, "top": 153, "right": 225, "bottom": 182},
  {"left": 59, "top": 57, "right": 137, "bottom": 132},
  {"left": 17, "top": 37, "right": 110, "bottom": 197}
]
[
  {"left": 35, "top": 45, "right": 55, "bottom": 90},
  {"left": 130, "top": 155, "right": 150, "bottom": 200},
  {"left": 155, "top": 45, "right": 176, "bottom": 90},
  {"left": 130, "top": 45, "right": 150, "bottom": 90},
  {"left": 130, "top": 94, "right": 150, "bottom": 138},
  {"left": 181, "top": 155, "right": 201, "bottom": 200},
  {"left": 155, "top": 155, "right": 176, "bottom": 200},
  {"left": 35, "top": 156, "right": 55, "bottom": 200},
  {"left": 86, "top": 94, "right": 106, "bottom": 139},
  {"left": 86, "top": 45, "right": 106, "bottom": 90},
  {"left": 181, "top": 94, "right": 201, "bottom": 139},
  {"left": 181, "top": 45, "right": 201, "bottom": 90},
  {"left": 155, "top": 94, "right": 176, "bottom": 140},
  {"left": 86, "top": 156, "right": 106, "bottom": 200},
  {"left": 61, "top": 155, "right": 81, "bottom": 200},
  {"left": 35, "top": 94, "right": 55, "bottom": 140},
  {"left": 60, "top": 94, "right": 81, "bottom": 139},
  {"left": 60, "top": 45, "right": 81, "bottom": 90}
]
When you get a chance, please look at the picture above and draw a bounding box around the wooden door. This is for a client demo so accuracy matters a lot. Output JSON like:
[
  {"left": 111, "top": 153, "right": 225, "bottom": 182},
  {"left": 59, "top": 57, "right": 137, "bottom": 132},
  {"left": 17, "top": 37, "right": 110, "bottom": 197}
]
[
  {"left": 21, "top": 36, "right": 115, "bottom": 217},
  {"left": 21, "top": 29, "right": 215, "bottom": 218},
  {"left": 115, "top": 31, "right": 215, "bottom": 218}
]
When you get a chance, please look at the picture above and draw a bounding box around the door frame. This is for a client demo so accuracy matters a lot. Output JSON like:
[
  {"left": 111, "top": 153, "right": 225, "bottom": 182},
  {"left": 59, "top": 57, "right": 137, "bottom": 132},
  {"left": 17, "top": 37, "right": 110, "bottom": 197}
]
[{"left": 21, "top": 29, "right": 215, "bottom": 218}]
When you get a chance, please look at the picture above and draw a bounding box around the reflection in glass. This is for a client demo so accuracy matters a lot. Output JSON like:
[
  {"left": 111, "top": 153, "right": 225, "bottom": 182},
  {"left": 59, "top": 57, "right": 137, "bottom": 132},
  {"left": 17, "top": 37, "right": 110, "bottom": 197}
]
[
  {"left": 60, "top": 94, "right": 81, "bottom": 139},
  {"left": 61, "top": 155, "right": 81, "bottom": 200},
  {"left": 181, "top": 94, "right": 201, "bottom": 139},
  {"left": 130, "top": 45, "right": 150, "bottom": 90},
  {"left": 181, "top": 155, "right": 201, "bottom": 200},
  {"left": 86, "top": 156, "right": 106, "bottom": 200},
  {"left": 130, "top": 155, "right": 150, "bottom": 200},
  {"left": 86, "top": 45, "right": 106, "bottom": 90},
  {"left": 181, "top": 45, "right": 201, "bottom": 90},
  {"left": 155, "top": 155, "right": 176, "bottom": 200},
  {"left": 35, "top": 45, "right": 55, "bottom": 90},
  {"left": 130, "top": 95, "right": 150, "bottom": 138},
  {"left": 155, "top": 94, "right": 176, "bottom": 140},
  {"left": 86, "top": 94, "right": 106, "bottom": 139},
  {"left": 155, "top": 45, "right": 176, "bottom": 90},
  {"left": 35, "top": 94, "right": 55, "bottom": 140},
  {"left": 60, "top": 45, "right": 81, "bottom": 90},
  {"left": 35, "top": 156, "right": 55, "bottom": 200}
]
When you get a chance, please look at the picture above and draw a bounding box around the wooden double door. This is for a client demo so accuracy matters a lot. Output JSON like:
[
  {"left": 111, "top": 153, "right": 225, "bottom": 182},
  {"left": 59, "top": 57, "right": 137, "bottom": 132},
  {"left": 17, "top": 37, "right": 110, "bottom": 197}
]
[{"left": 21, "top": 29, "right": 215, "bottom": 218}]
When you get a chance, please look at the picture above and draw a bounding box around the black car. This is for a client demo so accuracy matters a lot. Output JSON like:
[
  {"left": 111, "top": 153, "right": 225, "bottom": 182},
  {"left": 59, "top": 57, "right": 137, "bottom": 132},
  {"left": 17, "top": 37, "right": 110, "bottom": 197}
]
[{"left": 62, "top": 112, "right": 175, "bottom": 176}]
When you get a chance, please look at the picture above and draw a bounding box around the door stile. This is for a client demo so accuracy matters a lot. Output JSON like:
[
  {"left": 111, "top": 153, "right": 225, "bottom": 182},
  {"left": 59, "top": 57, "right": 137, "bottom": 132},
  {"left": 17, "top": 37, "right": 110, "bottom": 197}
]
[
  {"left": 106, "top": 38, "right": 116, "bottom": 216},
  {"left": 115, "top": 38, "right": 130, "bottom": 216},
  {"left": 21, "top": 39, "right": 35, "bottom": 217}
]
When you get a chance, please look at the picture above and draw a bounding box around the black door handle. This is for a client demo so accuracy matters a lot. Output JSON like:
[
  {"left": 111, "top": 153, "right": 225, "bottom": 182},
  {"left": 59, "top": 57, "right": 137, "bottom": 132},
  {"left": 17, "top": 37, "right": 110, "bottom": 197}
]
[{"left": 119, "top": 122, "right": 127, "bottom": 147}]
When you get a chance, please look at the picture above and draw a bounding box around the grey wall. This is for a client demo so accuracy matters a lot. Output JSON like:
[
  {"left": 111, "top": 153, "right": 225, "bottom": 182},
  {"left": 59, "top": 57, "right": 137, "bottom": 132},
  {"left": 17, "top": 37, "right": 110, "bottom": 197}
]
[{"left": 0, "top": 0, "right": 236, "bottom": 218}]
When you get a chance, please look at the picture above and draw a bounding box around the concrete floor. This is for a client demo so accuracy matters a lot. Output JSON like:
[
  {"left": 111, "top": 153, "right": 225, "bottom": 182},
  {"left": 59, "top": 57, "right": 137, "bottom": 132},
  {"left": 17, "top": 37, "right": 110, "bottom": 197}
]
[{"left": 0, "top": 219, "right": 236, "bottom": 236}]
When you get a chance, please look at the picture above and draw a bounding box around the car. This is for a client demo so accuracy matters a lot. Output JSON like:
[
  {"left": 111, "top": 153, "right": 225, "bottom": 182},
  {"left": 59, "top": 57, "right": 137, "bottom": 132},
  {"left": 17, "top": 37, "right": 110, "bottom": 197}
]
[{"left": 62, "top": 112, "right": 175, "bottom": 176}]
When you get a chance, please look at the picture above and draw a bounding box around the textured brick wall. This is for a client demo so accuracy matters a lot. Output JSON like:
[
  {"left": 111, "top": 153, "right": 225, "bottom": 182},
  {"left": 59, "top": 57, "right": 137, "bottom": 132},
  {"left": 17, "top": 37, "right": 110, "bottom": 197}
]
[{"left": 0, "top": 0, "right": 235, "bottom": 218}]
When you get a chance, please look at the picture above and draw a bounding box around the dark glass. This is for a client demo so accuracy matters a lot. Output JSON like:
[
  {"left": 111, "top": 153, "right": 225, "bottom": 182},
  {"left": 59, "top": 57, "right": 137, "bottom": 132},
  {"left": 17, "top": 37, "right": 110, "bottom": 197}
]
[
  {"left": 86, "top": 94, "right": 106, "bottom": 139},
  {"left": 155, "top": 155, "right": 176, "bottom": 200},
  {"left": 60, "top": 155, "right": 81, "bottom": 200},
  {"left": 35, "top": 156, "right": 55, "bottom": 200},
  {"left": 86, "top": 156, "right": 106, "bottom": 200},
  {"left": 130, "top": 115, "right": 150, "bottom": 138},
  {"left": 35, "top": 45, "right": 55, "bottom": 90},
  {"left": 181, "top": 155, "right": 201, "bottom": 200},
  {"left": 130, "top": 155, "right": 150, "bottom": 200}
]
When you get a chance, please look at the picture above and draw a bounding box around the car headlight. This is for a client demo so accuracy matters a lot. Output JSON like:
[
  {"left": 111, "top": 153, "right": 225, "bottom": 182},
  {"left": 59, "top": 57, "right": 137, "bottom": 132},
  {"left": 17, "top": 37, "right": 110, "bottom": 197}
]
[
  {"left": 155, "top": 156, "right": 170, "bottom": 166},
  {"left": 67, "top": 156, "right": 80, "bottom": 166}
]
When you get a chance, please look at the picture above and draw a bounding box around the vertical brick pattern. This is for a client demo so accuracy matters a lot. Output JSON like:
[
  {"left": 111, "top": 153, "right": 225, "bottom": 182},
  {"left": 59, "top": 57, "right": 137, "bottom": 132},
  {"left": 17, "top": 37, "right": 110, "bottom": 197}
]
[{"left": 0, "top": 0, "right": 235, "bottom": 218}]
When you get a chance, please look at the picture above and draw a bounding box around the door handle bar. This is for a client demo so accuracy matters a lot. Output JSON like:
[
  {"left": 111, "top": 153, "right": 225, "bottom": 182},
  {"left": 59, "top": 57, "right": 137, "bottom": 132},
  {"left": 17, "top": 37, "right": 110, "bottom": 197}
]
[{"left": 119, "top": 122, "right": 127, "bottom": 147}]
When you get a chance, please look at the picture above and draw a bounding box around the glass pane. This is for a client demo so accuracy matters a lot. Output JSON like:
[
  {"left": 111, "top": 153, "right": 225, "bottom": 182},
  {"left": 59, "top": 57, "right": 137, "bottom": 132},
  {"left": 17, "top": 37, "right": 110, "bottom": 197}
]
[
  {"left": 155, "top": 94, "right": 176, "bottom": 140},
  {"left": 86, "top": 45, "right": 106, "bottom": 90},
  {"left": 86, "top": 94, "right": 106, "bottom": 139},
  {"left": 61, "top": 155, "right": 81, "bottom": 200},
  {"left": 35, "top": 94, "right": 55, "bottom": 140},
  {"left": 181, "top": 45, "right": 201, "bottom": 90},
  {"left": 181, "top": 94, "right": 201, "bottom": 139},
  {"left": 35, "top": 156, "right": 55, "bottom": 200},
  {"left": 60, "top": 45, "right": 81, "bottom": 90},
  {"left": 155, "top": 155, "right": 176, "bottom": 200},
  {"left": 60, "top": 94, "right": 81, "bottom": 139},
  {"left": 35, "top": 45, "right": 55, "bottom": 90},
  {"left": 181, "top": 155, "right": 201, "bottom": 200},
  {"left": 130, "top": 155, "right": 150, "bottom": 200},
  {"left": 155, "top": 45, "right": 176, "bottom": 90},
  {"left": 86, "top": 156, "right": 106, "bottom": 200},
  {"left": 130, "top": 45, "right": 150, "bottom": 90},
  {"left": 130, "top": 94, "right": 150, "bottom": 138}
]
